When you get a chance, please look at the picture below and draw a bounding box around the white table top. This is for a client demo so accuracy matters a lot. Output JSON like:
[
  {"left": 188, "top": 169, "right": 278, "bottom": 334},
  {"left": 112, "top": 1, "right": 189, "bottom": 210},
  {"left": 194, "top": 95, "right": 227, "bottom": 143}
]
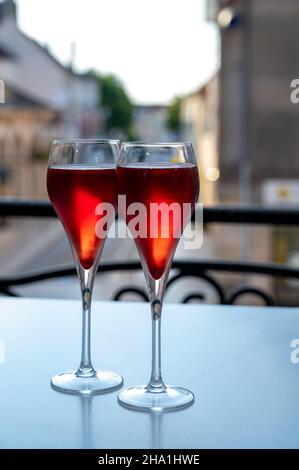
[{"left": 0, "top": 298, "right": 298, "bottom": 449}]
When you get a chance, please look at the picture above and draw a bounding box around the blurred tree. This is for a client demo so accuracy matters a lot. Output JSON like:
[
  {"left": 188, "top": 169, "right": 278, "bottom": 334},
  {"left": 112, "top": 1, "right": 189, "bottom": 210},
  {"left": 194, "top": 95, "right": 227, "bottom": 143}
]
[
  {"left": 93, "top": 72, "right": 133, "bottom": 135},
  {"left": 167, "top": 96, "right": 181, "bottom": 131}
]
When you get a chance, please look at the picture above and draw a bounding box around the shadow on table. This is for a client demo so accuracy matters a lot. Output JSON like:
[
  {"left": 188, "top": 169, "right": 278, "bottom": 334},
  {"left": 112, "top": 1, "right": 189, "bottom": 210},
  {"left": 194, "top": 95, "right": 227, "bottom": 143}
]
[
  {"left": 150, "top": 412, "right": 163, "bottom": 449},
  {"left": 80, "top": 395, "right": 93, "bottom": 449},
  {"left": 78, "top": 394, "right": 164, "bottom": 449}
]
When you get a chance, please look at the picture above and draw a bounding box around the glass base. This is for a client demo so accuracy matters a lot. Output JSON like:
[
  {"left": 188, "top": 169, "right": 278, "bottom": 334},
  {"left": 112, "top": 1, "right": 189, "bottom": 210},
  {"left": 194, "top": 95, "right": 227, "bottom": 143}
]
[
  {"left": 51, "top": 371, "right": 123, "bottom": 395},
  {"left": 118, "top": 385, "right": 194, "bottom": 412}
]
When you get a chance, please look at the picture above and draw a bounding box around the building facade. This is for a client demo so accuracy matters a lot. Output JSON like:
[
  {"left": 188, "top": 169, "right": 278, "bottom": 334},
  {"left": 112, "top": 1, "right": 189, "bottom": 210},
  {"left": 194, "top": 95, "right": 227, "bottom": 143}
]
[
  {"left": 133, "top": 105, "right": 175, "bottom": 142},
  {"left": 181, "top": 75, "right": 219, "bottom": 205},
  {"left": 0, "top": 0, "right": 102, "bottom": 197},
  {"left": 208, "top": 0, "right": 299, "bottom": 203}
]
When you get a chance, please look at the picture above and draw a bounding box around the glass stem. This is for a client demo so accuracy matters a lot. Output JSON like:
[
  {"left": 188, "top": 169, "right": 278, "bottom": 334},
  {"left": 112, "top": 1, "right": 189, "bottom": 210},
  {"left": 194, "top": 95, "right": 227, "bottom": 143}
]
[
  {"left": 76, "top": 263, "right": 97, "bottom": 378},
  {"left": 146, "top": 273, "right": 169, "bottom": 392}
]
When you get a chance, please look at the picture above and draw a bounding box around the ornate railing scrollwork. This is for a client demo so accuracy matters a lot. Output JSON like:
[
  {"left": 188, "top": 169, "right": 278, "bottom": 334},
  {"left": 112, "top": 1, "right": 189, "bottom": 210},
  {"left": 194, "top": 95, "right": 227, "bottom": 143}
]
[
  {"left": 227, "top": 286, "right": 276, "bottom": 307},
  {"left": 114, "top": 287, "right": 149, "bottom": 302},
  {"left": 1, "top": 259, "right": 298, "bottom": 306}
]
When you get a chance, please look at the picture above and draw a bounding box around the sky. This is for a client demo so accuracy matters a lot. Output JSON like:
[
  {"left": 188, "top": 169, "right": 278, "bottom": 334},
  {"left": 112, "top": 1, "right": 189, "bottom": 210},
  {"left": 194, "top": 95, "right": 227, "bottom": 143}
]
[{"left": 16, "top": 0, "right": 219, "bottom": 104}]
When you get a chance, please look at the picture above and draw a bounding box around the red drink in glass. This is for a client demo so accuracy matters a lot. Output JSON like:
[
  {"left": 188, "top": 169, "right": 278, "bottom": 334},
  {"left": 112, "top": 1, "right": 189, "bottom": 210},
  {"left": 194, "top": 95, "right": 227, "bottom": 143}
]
[
  {"left": 47, "top": 165, "right": 116, "bottom": 269},
  {"left": 117, "top": 163, "right": 199, "bottom": 279}
]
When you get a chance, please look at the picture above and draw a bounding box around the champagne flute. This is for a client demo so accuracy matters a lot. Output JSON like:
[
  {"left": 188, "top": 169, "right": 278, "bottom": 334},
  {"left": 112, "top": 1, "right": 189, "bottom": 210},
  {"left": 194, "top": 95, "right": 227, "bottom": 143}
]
[
  {"left": 117, "top": 142, "right": 199, "bottom": 411},
  {"left": 47, "top": 139, "right": 123, "bottom": 395}
]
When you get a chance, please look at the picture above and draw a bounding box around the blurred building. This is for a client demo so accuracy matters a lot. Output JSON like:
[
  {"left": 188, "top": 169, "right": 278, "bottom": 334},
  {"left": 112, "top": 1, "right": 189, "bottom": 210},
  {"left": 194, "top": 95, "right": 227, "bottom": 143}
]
[
  {"left": 181, "top": 75, "right": 219, "bottom": 205},
  {"left": 206, "top": 0, "right": 299, "bottom": 304},
  {"left": 180, "top": 0, "right": 299, "bottom": 303},
  {"left": 133, "top": 105, "right": 174, "bottom": 141},
  {"left": 207, "top": 0, "right": 299, "bottom": 203},
  {"left": 0, "top": 0, "right": 102, "bottom": 197}
]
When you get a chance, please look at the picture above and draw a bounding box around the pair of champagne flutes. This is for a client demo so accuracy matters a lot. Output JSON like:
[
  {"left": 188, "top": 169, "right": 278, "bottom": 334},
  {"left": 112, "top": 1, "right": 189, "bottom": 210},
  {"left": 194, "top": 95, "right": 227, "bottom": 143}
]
[{"left": 47, "top": 139, "right": 199, "bottom": 412}]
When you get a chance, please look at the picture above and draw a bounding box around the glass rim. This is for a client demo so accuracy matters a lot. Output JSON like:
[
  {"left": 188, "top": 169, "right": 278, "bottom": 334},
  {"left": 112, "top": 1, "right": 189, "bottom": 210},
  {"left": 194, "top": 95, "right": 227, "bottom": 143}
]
[
  {"left": 121, "top": 141, "right": 193, "bottom": 147},
  {"left": 52, "top": 138, "right": 121, "bottom": 145}
]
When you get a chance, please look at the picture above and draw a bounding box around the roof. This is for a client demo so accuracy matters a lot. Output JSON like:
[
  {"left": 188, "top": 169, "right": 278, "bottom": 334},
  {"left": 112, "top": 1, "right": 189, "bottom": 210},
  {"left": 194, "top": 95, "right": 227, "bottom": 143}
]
[
  {"left": 0, "top": 0, "right": 16, "bottom": 23},
  {"left": 26, "top": 34, "right": 94, "bottom": 80},
  {"left": 0, "top": 0, "right": 94, "bottom": 81},
  {"left": 3, "top": 82, "right": 56, "bottom": 108},
  {"left": 182, "top": 72, "right": 220, "bottom": 100}
]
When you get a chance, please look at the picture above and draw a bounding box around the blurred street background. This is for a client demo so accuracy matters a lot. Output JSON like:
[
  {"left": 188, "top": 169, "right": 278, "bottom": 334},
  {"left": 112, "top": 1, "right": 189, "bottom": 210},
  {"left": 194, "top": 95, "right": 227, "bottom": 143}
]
[{"left": 0, "top": 0, "right": 298, "bottom": 304}]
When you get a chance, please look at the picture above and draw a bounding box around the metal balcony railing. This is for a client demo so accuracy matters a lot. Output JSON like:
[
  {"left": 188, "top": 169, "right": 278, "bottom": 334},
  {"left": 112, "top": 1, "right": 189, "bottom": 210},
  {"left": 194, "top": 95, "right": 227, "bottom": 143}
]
[{"left": 0, "top": 199, "right": 299, "bottom": 305}]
